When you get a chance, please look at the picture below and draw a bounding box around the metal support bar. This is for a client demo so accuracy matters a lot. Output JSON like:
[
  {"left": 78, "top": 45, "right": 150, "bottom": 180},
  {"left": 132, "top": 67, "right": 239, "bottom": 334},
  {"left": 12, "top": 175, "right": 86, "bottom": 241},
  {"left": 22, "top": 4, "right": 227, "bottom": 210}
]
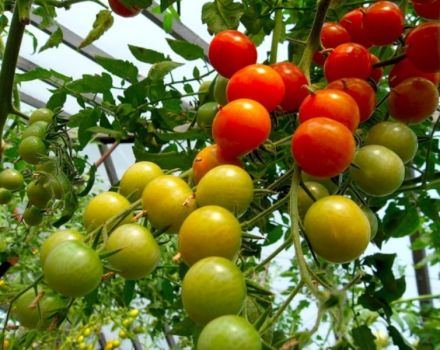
[
  {"left": 98, "top": 143, "right": 119, "bottom": 186},
  {"left": 410, "top": 232, "right": 433, "bottom": 309}
]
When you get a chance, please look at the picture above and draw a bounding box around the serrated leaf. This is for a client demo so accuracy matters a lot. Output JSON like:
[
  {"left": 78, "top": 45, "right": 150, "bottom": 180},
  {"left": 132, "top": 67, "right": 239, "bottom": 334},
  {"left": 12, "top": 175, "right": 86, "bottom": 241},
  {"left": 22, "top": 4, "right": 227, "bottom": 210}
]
[
  {"left": 15, "top": 67, "right": 71, "bottom": 84},
  {"left": 66, "top": 73, "right": 112, "bottom": 94},
  {"left": 202, "top": 0, "right": 244, "bottom": 34},
  {"left": 147, "top": 61, "right": 183, "bottom": 81},
  {"left": 128, "top": 45, "right": 167, "bottom": 64},
  {"left": 79, "top": 10, "right": 114, "bottom": 49},
  {"left": 166, "top": 39, "right": 205, "bottom": 60},
  {"left": 39, "top": 25, "right": 63, "bottom": 52},
  {"left": 94, "top": 56, "right": 138, "bottom": 83},
  {"left": 352, "top": 325, "right": 376, "bottom": 350}
]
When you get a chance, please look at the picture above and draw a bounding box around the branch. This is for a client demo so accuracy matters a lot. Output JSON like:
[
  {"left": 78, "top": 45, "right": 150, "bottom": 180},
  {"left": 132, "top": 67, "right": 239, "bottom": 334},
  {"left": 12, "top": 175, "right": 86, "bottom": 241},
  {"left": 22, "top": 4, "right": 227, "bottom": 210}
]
[{"left": 269, "top": 9, "right": 283, "bottom": 64}]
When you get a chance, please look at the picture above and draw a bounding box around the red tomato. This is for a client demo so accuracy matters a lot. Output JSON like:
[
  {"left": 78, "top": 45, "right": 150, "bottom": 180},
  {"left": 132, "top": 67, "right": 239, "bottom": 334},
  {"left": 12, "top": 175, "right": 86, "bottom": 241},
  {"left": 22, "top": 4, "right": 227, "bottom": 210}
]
[
  {"left": 412, "top": 0, "right": 440, "bottom": 19},
  {"left": 339, "top": 9, "right": 372, "bottom": 48},
  {"left": 388, "top": 77, "right": 439, "bottom": 123},
  {"left": 227, "top": 64, "right": 285, "bottom": 112},
  {"left": 405, "top": 22, "right": 440, "bottom": 73},
  {"left": 271, "top": 62, "right": 309, "bottom": 112},
  {"left": 192, "top": 144, "right": 241, "bottom": 184},
  {"left": 108, "top": 0, "right": 140, "bottom": 17},
  {"left": 314, "top": 22, "right": 351, "bottom": 65},
  {"left": 208, "top": 30, "right": 257, "bottom": 78},
  {"left": 299, "top": 89, "right": 360, "bottom": 132},
  {"left": 327, "top": 78, "right": 376, "bottom": 123},
  {"left": 363, "top": 1, "right": 404, "bottom": 46},
  {"left": 292, "top": 117, "right": 356, "bottom": 178},
  {"left": 369, "top": 54, "right": 384, "bottom": 83},
  {"left": 388, "top": 58, "right": 440, "bottom": 88},
  {"left": 212, "top": 99, "right": 271, "bottom": 157},
  {"left": 324, "top": 43, "right": 372, "bottom": 82}
]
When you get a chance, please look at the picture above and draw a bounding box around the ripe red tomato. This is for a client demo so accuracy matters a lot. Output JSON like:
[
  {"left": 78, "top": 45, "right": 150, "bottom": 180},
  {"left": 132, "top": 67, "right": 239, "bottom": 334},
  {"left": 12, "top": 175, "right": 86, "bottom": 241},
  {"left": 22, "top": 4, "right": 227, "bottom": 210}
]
[
  {"left": 212, "top": 99, "right": 271, "bottom": 157},
  {"left": 299, "top": 89, "right": 360, "bottom": 132},
  {"left": 181, "top": 257, "right": 246, "bottom": 324},
  {"left": 192, "top": 144, "right": 241, "bottom": 184},
  {"left": 369, "top": 54, "right": 384, "bottom": 83},
  {"left": 313, "top": 22, "right": 351, "bottom": 65},
  {"left": 388, "top": 77, "right": 439, "bottom": 123},
  {"left": 405, "top": 22, "right": 440, "bottom": 73},
  {"left": 324, "top": 43, "right": 372, "bottom": 82},
  {"left": 363, "top": 1, "right": 404, "bottom": 46},
  {"left": 339, "top": 9, "right": 371, "bottom": 48},
  {"left": 209, "top": 30, "right": 257, "bottom": 78},
  {"left": 271, "top": 62, "right": 309, "bottom": 112},
  {"left": 108, "top": 0, "right": 140, "bottom": 17},
  {"left": 412, "top": 0, "right": 440, "bottom": 19},
  {"left": 291, "top": 117, "right": 356, "bottom": 178},
  {"left": 326, "top": 78, "right": 376, "bottom": 123},
  {"left": 227, "top": 64, "right": 285, "bottom": 112},
  {"left": 389, "top": 58, "right": 440, "bottom": 88}
]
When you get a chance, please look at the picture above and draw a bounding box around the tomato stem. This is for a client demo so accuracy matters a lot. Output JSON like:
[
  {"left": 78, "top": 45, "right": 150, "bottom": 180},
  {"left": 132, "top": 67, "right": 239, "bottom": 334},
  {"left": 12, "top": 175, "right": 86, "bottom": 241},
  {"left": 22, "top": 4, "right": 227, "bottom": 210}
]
[{"left": 269, "top": 8, "right": 283, "bottom": 64}]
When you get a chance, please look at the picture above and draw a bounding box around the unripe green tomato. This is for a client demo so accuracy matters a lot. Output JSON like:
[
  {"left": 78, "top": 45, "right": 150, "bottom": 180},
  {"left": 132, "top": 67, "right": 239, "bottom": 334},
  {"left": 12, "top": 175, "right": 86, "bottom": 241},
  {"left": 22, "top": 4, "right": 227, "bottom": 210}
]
[
  {"left": 301, "top": 172, "right": 338, "bottom": 194},
  {"left": 365, "top": 121, "right": 418, "bottom": 163},
  {"left": 29, "top": 108, "right": 54, "bottom": 124},
  {"left": 19, "top": 136, "right": 47, "bottom": 165},
  {"left": 197, "top": 315, "right": 262, "bottom": 350},
  {"left": 198, "top": 80, "right": 213, "bottom": 104},
  {"left": 0, "top": 188, "right": 12, "bottom": 204},
  {"left": 214, "top": 75, "right": 229, "bottom": 105},
  {"left": 40, "top": 229, "right": 83, "bottom": 265},
  {"left": 350, "top": 145, "right": 405, "bottom": 197},
  {"left": 22, "top": 121, "right": 49, "bottom": 139},
  {"left": 23, "top": 206, "right": 43, "bottom": 226},
  {"left": 119, "top": 161, "right": 163, "bottom": 201},
  {"left": 27, "top": 181, "right": 52, "bottom": 208},
  {"left": 105, "top": 223, "right": 160, "bottom": 280},
  {"left": 196, "top": 102, "right": 219, "bottom": 132},
  {"left": 0, "top": 169, "right": 24, "bottom": 191},
  {"left": 297, "top": 181, "right": 329, "bottom": 217},
  {"left": 361, "top": 206, "right": 378, "bottom": 240}
]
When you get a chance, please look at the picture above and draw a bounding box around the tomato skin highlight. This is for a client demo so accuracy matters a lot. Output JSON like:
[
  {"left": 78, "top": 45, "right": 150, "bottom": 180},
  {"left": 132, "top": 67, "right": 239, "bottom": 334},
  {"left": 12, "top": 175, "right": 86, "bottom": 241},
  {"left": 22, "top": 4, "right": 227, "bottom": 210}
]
[
  {"left": 271, "top": 62, "right": 309, "bottom": 112},
  {"left": 324, "top": 43, "right": 372, "bottom": 82},
  {"left": 209, "top": 30, "right": 257, "bottom": 78},
  {"left": 227, "top": 64, "right": 285, "bottom": 112},
  {"left": 212, "top": 99, "right": 271, "bottom": 158},
  {"left": 299, "top": 89, "right": 360, "bottom": 132},
  {"left": 292, "top": 117, "right": 356, "bottom": 178}
]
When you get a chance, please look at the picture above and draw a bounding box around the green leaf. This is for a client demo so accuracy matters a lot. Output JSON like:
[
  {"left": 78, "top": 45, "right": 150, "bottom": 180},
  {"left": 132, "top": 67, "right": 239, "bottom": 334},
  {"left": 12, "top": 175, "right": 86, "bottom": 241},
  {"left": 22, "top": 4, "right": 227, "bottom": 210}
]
[
  {"left": 147, "top": 61, "right": 183, "bottom": 81},
  {"left": 86, "top": 126, "right": 123, "bottom": 139},
  {"left": 39, "top": 25, "right": 63, "bottom": 52},
  {"left": 388, "top": 325, "right": 413, "bottom": 350},
  {"left": 352, "top": 325, "right": 376, "bottom": 350},
  {"left": 15, "top": 67, "right": 71, "bottom": 84},
  {"left": 202, "top": 0, "right": 244, "bottom": 34},
  {"left": 68, "top": 108, "right": 101, "bottom": 149},
  {"left": 46, "top": 90, "right": 67, "bottom": 111},
  {"left": 155, "top": 129, "right": 206, "bottom": 142},
  {"left": 128, "top": 45, "right": 167, "bottom": 64},
  {"left": 160, "top": 0, "right": 177, "bottom": 12},
  {"left": 166, "top": 39, "right": 205, "bottom": 60},
  {"left": 170, "top": 317, "right": 197, "bottom": 336},
  {"left": 66, "top": 73, "right": 113, "bottom": 94},
  {"left": 79, "top": 165, "right": 97, "bottom": 197},
  {"left": 122, "top": 280, "right": 136, "bottom": 307},
  {"left": 95, "top": 56, "right": 138, "bottom": 83},
  {"left": 79, "top": 10, "right": 114, "bottom": 49},
  {"left": 383, "top": 202, "right": 419, "bottom": 238},
  {"left": 53, "top": 191, "right": 78, "bottom": 227}
]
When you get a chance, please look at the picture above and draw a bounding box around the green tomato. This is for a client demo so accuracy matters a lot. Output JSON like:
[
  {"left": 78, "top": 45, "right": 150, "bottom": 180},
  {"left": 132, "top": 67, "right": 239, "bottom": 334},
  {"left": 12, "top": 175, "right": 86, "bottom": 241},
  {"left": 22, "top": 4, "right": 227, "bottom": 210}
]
[
  {"left": 19, "top": 136, "right": 47, "bottom": 164},
  {"left": 119, "top": 161, "right": 163, "bottom": 201},
  {"left": 27, "top": 181, "right": 52, "bottom": 208},
  {"left": 105, "top": 223, "right": 160, "bottom": 280},
  {"left": 198, "top": 80, "right": 213, "bottom": 104},
  {"left": 22, "top": 121, "right": 49, "bottom": 139},
  {"left": 29, "top": 108, "right": 54, "bottom": 124},
  {"left": 13, "top": 287, "right": 67, "bottom": 329},
  {"left": 0, "top": 188, "right": 12, "bottom": 204},
  {"left": 365, "top": 121, "right": 418, "bottom": 163},
  {"left": 301, "top": 172, "right": 338, "bottom": 194},
  {"left": 23, "top": 206, "right": 43, "bottom": 226},
  {"left": 214, "top": 75, "right": 229, "bottom": 105},
  {"left": 197, "top": 315, "right": 262, "bottom": 350},
  {"left": 361, "top": 206, "right": 378, "bottom": 240},
  {"left": 182, "top": 256, "right": 246, "bottom": 324},
  {"left": 197, "top": 102, "right": 219, "bottom": 132},
  {"left": 40, "top": 229, "right": 83, "bottom": 265},
  {"left": 43, "top": 241, "right": 103, "bottom": 298},
  {"left": 297, "top": 181, "right": 329, "bottom": 217},
  {"left": 351, "top": 145, "right": 405, "bottom": 197},
  {"left": 0, "top": 169, "right": 24, "bottom": 191},
  {"left": 196, "top": 165, "right": 253, "bottom": 217}
]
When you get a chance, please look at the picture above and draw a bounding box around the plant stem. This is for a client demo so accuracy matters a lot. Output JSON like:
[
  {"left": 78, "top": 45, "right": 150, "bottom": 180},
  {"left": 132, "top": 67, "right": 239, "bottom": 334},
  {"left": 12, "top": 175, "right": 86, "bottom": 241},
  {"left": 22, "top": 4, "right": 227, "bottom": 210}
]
[
  {"left": 392, "top": 293, "right": 440, "bottom": 305},
  {"left": 259, "top": 280, "right": 304, "bottom": 334},
  {"left": 0, "top": 5, "right": 27, "bottom": 144},
  {"left": 298, "top": 0, "right": 332, "bottom": 80},
  {"left": 269, "top": 8, "right": 283, "bottom": 64},
  {"left": 372, "top": 53, "right": 405, "bottom": 68}
]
